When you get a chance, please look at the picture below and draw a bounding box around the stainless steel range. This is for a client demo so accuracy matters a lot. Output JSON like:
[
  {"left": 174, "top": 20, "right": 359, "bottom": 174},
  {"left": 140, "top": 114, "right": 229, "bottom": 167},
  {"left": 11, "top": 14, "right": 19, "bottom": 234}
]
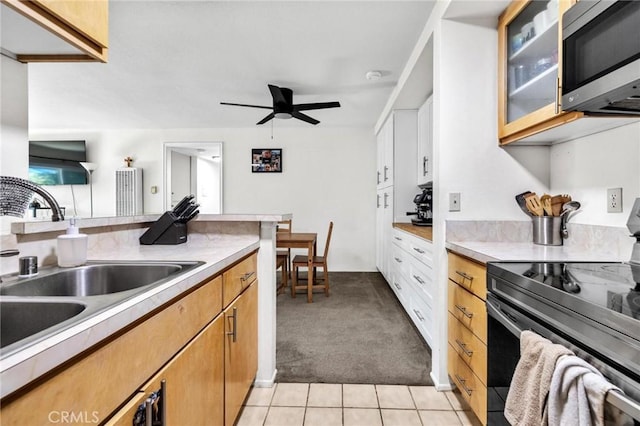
[
  {"left": 484, "top": 198, "right": 640, "bottom": 425},
  {"left": 486, "top": 261, "right": 640, "bottom": 425}
]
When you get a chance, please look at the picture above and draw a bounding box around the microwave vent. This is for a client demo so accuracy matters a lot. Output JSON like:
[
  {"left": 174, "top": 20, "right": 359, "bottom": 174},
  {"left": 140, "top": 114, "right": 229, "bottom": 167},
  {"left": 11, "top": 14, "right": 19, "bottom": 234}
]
[
  {"left": 116, "top": 167, "right": 143, "bottom": 216},
  {"left": 601, "top": 96, "right": 640, "bottom": 113}
]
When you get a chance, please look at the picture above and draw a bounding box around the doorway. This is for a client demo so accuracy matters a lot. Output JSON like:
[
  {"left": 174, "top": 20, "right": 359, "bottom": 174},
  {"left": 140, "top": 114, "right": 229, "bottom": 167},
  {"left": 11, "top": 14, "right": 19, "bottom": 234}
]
[{"left": 163, "top": 142, "right": 223, "bottom": 214}]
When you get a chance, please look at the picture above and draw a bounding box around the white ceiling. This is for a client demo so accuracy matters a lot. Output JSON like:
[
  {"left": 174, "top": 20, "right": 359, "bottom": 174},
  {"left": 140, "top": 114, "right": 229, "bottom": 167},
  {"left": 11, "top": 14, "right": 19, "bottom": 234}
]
[{"left": 26, "top": 1, "right": 438, "bottom": 130}]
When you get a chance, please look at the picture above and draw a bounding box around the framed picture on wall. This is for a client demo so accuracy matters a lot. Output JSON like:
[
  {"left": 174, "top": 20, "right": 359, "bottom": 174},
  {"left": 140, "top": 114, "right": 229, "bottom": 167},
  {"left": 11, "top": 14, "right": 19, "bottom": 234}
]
[{"left": 252, "top": 148, "right": 282, "bottom": 173}]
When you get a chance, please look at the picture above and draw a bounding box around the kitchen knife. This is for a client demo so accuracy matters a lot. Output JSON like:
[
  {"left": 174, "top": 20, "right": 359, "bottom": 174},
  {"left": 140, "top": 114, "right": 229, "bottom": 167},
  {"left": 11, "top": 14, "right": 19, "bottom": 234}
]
[
  {"left": 171, "top": 195, "right": 194, "bottom": 216},
  {"left": 178, "top": 203, "right": 199, "bottom": 221},
  {"left": 182, "top": 209, "right": 200, "bottom": 223}
]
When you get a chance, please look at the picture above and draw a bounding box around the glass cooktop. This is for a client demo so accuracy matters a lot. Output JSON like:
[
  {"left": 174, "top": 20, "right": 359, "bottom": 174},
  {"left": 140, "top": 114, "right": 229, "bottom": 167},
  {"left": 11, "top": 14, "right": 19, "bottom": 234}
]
[{"left": 488, "top": 261, "right": 640, "bottom": 331}]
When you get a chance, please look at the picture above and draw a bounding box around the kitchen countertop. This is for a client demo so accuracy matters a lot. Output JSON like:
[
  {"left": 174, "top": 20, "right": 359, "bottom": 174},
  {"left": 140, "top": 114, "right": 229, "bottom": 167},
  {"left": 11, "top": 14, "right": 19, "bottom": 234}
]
[
  {"left": 393, "top": 223, "right": 433, "bottom": 241},
  {"left": 0, "top": 235, "right": 259, "bottom": 399},
  {"left": 11, "top": 213, "right": 292, "bottom": 234},
  {"left": 446, "top": 241, "right": 626, "bottom": 265}
]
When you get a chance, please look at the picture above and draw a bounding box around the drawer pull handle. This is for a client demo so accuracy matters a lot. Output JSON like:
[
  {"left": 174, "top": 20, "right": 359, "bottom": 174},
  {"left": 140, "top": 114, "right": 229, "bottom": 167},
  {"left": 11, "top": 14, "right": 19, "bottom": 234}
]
[
  {"left": 394, "top": 282, "right": 401, "bottom": 290},
  {"left": 454, "top": 304, "right": 473, "bottom": 318},
  {"left": 394, "top": 257, "right": 403, "bottom": 263},
  {"left": 413, "top": 247, "right": 425, "bottom": 254},
  {"left": 455, "top": 270, "right": 474, "bottom": 282},
  {"left": 413, "top": 274, "right": 425, "bottom": 285},
  {"left": 454, "top": 374, "right": 473, "bottom": 396},
  {"left": 455, "top": 339, "right": 473, "bottom": 357},
  {"left": 413, "top": 309, "right": 425, "bottom": 321},
  {"left": 394, "top": 236, "right": 402, "bottom": 241},
  {"left": 240, "top": 271, "right": 255, "bottom": 282}
]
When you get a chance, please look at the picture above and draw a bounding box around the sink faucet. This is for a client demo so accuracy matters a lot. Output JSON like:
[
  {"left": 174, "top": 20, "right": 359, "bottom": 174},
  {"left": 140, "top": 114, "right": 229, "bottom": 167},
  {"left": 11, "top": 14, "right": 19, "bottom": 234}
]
[{"left": 0, "top": 176, "right": 64, "bottom": 221}]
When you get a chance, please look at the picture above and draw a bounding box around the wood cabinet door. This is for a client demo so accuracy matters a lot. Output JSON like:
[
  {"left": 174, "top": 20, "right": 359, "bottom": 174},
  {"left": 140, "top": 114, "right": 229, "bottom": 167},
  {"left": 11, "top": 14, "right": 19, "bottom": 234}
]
[
  {"left": 106, "top": 315, "right": 225, "bottom": 426},
  {"left": 497, "top": 0, "right": 581, "bottom": 145},
  {"left": 224, "top": 281, "right": 258, "bottom": 426}
]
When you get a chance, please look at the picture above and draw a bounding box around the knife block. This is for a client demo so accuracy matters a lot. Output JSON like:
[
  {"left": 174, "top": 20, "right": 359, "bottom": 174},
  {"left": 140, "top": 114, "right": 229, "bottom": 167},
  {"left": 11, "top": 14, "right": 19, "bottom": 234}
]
[{"left": 139, "top": 212, "right": 188, "bottom": 245}]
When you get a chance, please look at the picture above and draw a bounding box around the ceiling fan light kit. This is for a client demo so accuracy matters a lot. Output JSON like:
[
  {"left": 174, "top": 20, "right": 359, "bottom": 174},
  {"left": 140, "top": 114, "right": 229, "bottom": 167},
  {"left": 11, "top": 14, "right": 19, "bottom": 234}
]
[{"left": 221, "top": 84, "right": 340, "bottom": 125}]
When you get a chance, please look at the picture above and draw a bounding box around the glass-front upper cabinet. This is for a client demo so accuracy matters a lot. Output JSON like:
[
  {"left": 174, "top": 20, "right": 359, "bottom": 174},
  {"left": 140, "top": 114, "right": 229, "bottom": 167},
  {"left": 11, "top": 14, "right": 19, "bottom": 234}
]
[{"left": 497, "top": 0, "right": 581, "bottom": 146}]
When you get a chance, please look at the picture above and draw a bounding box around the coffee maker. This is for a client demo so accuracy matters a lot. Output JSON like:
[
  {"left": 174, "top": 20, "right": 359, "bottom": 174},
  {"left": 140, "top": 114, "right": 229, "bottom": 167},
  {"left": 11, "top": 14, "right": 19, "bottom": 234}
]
[{"left": 407, "top": 183, "right": 433, "bottom": 226}]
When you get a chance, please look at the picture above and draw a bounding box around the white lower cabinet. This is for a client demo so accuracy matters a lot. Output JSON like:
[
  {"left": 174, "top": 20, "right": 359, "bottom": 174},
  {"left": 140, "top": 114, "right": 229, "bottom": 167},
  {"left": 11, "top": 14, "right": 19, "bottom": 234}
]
[{"left": 390, "top": 227, "right": 434, "bottom": 347}]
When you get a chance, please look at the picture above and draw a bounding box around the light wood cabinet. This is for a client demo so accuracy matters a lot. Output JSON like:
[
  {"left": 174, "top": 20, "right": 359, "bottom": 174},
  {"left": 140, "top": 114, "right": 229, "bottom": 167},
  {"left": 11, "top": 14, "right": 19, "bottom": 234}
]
[
  {"left": 497, "top": 0, "right": 579, "bottom": 145},
  {"left": 0, "top": 251, "right": 259, "bottom": 426},
  {"left": 106, "top": 315, "right": 225, "bottom": 426},
  {"left": 224, "top": 281, "right": 258, "bottom": 426},
  {"left": 1, "top": 0, "right": 108, "bottom": 62},
  {"left": 447, "top": 251, "right": 487, "bottom": 425}
]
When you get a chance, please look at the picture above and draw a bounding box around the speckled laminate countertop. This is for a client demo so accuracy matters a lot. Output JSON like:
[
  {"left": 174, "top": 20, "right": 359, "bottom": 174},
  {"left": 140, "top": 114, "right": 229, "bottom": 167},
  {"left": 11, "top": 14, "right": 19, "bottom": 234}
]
[
  {"left": 445, "top": 241, "right": 626, "bottom": 265},
  {"left": 0, "top": 236, "right": 259, "bottom": 399}
]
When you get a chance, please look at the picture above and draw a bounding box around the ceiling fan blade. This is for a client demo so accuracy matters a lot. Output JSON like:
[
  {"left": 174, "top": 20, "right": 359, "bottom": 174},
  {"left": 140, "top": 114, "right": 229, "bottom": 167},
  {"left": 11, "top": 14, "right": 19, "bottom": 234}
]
[
  {"left": 256, "top": 112, "right": 275, "bottom": 125},
  {"left": 268, "top": 85, "right": 287, "bottom": 104},
  {"left": 291, "top": 111, "right": 320, "bottom": 125},
  {"left": 220, "top": 102, "right": 272, "bottom": 110},
  {"left": 293, "top": 101, "right": 341, "bottom": 112}
]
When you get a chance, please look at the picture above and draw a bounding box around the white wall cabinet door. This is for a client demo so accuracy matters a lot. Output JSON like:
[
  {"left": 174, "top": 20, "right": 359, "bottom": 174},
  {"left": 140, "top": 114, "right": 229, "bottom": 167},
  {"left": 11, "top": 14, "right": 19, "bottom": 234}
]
[{"left": 417, "top": 96, "right": 433, "bottom": 186}]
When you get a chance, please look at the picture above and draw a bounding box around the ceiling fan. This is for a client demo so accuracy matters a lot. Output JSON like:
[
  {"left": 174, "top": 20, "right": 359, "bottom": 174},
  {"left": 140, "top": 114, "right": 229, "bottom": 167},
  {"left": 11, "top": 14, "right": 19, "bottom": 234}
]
[{"left": 220, "top": 84, "right": 340, "bottom": 125}]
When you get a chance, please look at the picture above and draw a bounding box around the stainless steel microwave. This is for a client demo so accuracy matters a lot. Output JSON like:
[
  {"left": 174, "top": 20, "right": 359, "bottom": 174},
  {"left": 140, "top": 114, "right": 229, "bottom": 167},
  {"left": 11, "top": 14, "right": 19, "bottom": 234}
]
[{"left": 562, "top": 0, "right": 640, "bottom": 114}]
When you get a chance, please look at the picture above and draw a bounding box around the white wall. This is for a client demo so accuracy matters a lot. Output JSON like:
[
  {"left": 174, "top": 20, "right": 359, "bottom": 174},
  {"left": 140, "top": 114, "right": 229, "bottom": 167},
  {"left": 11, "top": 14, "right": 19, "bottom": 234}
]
[
  {"left": 30, "top": 127, "right": 376, "bottom": 271},
  {"left": 0, "top": 55, "right": 29, "bottom": 234},
  {"left": 550, "top": 122, "right": 640, "bottom": 227}
]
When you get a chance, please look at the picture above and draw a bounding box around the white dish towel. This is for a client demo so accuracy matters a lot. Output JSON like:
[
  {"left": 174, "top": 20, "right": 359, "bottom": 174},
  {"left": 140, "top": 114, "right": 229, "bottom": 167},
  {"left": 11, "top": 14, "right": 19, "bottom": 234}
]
[{"left": 544, "top": 354, "right": 622, "bottom": 426}]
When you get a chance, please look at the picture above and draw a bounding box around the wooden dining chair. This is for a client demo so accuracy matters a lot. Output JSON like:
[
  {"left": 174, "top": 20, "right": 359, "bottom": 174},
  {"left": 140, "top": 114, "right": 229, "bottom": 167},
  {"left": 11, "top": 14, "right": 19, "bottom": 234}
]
[
  {"left": 276, "top": 219, "right": 292, "bottom": 293},
  {"left": 291, "top": 221, "right": 333, "bottom": 299},
  {"left": 276, "top": 251, "right": 288, "bottom": 295}
]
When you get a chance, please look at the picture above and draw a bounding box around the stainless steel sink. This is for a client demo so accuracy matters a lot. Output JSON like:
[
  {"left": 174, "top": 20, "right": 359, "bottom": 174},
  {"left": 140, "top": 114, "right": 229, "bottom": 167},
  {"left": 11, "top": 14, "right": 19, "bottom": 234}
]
[
  {"left": 0, "top": 300, "right": 86, "bottom": 349},
  {"left": 0, "top": 263, "right": 187, "bottom": 297},
  {"left": 0, "top": 260, "right": 203, "bottom": 355}
]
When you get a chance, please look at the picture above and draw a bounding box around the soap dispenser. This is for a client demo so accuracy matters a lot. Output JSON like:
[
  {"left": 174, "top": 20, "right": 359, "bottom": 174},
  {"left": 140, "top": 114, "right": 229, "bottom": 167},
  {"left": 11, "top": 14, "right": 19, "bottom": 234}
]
[{"left": 57, "top": 218, "right": 88, "bottom": 267}]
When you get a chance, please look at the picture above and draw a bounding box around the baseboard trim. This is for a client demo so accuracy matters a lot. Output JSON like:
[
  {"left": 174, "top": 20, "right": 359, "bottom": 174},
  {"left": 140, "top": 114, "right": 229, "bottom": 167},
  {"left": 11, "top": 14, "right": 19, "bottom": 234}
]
[
  {"left": 253, "top": 369, "right": 278, "bottom": 388},
  {"left": 431, "top": 371, "right": 453, "bottom": 391}
]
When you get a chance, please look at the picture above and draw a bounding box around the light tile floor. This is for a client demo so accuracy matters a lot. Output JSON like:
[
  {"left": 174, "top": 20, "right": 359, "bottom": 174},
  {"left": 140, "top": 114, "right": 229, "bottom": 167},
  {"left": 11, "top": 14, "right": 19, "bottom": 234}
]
[{"left": 237, "top": 383, "right": 483, "bottom": 426}]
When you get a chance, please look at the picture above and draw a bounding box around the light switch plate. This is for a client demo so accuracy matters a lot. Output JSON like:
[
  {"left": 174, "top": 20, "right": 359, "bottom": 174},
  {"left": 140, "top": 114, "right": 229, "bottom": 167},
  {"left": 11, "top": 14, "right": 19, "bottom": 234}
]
[{"left": 449, "top": 192, "right": 461, "bottom": 212}]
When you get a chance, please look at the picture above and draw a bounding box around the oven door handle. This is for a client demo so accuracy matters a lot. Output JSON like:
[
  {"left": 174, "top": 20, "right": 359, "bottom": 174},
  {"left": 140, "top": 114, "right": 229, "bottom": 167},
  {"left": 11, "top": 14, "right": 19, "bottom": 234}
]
[{"left": 486, "top": 294, "right": 523, "bottom": 338}]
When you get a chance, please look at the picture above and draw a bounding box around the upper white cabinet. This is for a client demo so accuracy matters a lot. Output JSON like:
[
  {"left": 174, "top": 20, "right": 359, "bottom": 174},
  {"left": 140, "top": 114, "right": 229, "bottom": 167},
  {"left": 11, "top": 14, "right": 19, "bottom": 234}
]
[
  {"left": 417, "top": 96, "right": 433, "bottom": 186},
  {"left": 1, "top": 0, "right": 108, "bottom": 62}
]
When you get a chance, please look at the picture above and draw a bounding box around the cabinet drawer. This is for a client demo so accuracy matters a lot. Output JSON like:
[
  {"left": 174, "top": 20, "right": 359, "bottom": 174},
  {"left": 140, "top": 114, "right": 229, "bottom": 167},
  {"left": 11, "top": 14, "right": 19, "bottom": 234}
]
[
  {"left": 406, "top": 236, "right": 433, "bottom": 265},
  {"left": 391, "top": 228, "right": 410, "bottom": 252},
  {"left": 448, "top": 281, "right": 487, "bottom": 342},
  {"left": 409, "top": 294, "right": 433, "bottom": 346},
  {"left": 408, "top": 256, "right": 434, "bottom": 307},
  {"left": 389, "top": 275, "right": 409, "bottom": 308},
  {"left": 448, "top": 313, "right": 487, "bottom": 385},
  {"left": 448, "top": 344, "right": 487, "bottom": 426},
  {"left": 223, "top": 252, "right": 257, "bottom": 307},
  {"left": 448, "top": 252, "right": 486, "bottom": 300}
]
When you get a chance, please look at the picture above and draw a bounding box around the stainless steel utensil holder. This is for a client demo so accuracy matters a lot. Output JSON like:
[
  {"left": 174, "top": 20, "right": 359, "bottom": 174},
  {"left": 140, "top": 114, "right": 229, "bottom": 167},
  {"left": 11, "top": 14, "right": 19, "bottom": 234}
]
[{"left": 532, "top": 216, "right": 563, "bottom": 246}]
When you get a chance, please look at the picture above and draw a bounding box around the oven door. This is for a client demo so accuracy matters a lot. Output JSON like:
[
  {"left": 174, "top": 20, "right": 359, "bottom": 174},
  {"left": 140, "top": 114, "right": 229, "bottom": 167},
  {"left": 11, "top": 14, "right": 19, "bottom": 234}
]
[{"left": 486, "top": 293, "right": 640, "bottom": 425}]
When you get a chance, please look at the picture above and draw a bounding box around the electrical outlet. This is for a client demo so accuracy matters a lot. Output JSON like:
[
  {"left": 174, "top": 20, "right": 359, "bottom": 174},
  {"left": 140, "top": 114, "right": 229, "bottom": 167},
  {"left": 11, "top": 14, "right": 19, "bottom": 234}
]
[
  {"left": 449, "top": 192, "right": 461, "bottom": 212},
  {"left": 607, "top": 188, "right": 623, "bottom": 213}
]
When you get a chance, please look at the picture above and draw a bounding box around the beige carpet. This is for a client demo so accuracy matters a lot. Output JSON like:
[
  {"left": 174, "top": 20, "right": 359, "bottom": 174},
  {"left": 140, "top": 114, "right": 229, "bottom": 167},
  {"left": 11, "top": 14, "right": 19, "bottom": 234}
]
[{"left": 276, "top": 272, "right": 433, "bottom": 385}]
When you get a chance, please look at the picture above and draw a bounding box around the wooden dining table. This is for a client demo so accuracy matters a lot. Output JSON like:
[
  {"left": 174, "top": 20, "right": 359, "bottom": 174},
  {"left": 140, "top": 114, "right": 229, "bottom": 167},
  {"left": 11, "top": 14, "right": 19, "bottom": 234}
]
[{"left": 276, "top": 232, "right": 317, "bottom": 302}]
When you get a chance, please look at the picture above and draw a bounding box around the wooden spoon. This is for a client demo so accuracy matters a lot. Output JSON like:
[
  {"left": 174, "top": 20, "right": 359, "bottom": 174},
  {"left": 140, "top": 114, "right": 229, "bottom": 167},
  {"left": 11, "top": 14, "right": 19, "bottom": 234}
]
[
  {"left": 540, "top": 194, "right": 553, "bottom": 216},
  {"left": 550, "top": 195, "right": 565, "bottom": 216},
  {"left": 524, "top": 192, "right": 544, "bottom": 216}
]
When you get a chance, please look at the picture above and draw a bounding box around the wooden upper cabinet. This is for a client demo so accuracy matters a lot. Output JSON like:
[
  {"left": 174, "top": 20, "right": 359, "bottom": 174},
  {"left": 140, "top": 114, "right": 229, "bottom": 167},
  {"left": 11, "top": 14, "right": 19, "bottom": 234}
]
[
  {"left": 497, "top": 0, "right": 578, "bottom": 146},
  {"left": 1, "top": 0, "right": 108, "bottom": 62}
]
